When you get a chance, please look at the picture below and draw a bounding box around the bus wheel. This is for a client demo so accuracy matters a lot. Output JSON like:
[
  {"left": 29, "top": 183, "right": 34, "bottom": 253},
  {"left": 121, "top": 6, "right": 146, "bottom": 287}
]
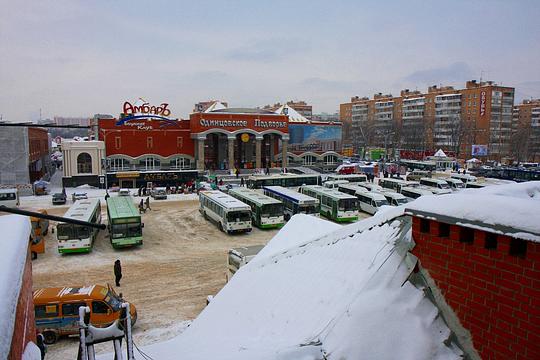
[
  {"left": 43, "top": 330, "right": 58, "bottom": 344},
  {"left": 284, "top": 214, "right": 291, "bottom": 221}
]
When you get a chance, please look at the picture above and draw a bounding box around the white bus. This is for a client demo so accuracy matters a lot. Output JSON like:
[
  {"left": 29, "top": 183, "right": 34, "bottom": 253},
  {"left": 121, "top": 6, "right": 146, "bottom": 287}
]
[
  {"left": 377, "top": 190, "right": 410, "bottom": 206},
  {"left": 451, "top": 173, "right": 477, "bottom": 184},
  {"left": 378, "top": 178, "right": 409, "bottom": 193},
  {"left": 356, "top": 191, "right": 389, "bottom": 215},
  {"left": 400, "top": 187, "right": 433, "bottom": 200},
  {"left": 419, "top": 178, "right": 452, "bottom": 194},
  {"left": 199, "top": 191, "right": 252, "bottom": 234},
  {"left": 247, "top": 174, "right": 321, "bottom": 189},
  {"left": 228, "top": 188, "right": 284, "bottom": 229},
  {"left": 358, "top": 183, "right": 384, "bottom": 192},
  {"left": 323, "top": 180, "right": 349, "bottom": 189},
  {"left": 263, "top": 186, "right": 320, "bottom": 221},
  {"left": 443, "top": 178, "right": 465, "bottom": 190},
  {"left": 0, "top": 188, "right": 19, "bottom": 207},
  {"left": 57, "top": 199, "right": 101, "bottom": 254},
  {"left": 337, "top": 183, "right": 369, "bottom": 197},
  {"left": 299, "top": 185, "right": 358, "bottom": 222},
  {"left": 326, "top": 174, "right": 367, "bottom": 183}
]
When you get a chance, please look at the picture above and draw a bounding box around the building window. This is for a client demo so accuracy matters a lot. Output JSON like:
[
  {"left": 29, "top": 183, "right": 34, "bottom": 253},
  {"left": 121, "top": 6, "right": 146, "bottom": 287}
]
[
  {"left": 459, "top": 227, "right": 474, "bottom": 244},
  {"left": 115, "top": 136, "right": 121, "bottom": 149},
  {"left": 303, "top": 155, "right": 316, "bottom": 166},
  {"left": 420, "top": 219, "right": 430, "bottom": 233},
  {"left": 110, "top": 158, "right": 129, "bottom": 171},
  {"left": 509, "top": 238, "right": 527, "bottom": 258},
  {"left": 438, "top": 223, "right": 450, "bottom": 237},
  {"left": 142, "top": 157, "right": 159, "bottom": 170},
  {"left": 324, "top": 155, "right": 338, "bottom": 165},
  {"left": 147, "top": 137, "right": 153, "bottom": 149},
  {"left": 485, "top": 233, "right": 498, "bottom": 250},
  {"left": 77, "top": 152, "right": 92, "bottom": 174},
  {"left": 171, "top": 157, "right": 190, "bottom": 170},
  {"left": 177, "top": 137, "right": 183, "bottom": 148}
]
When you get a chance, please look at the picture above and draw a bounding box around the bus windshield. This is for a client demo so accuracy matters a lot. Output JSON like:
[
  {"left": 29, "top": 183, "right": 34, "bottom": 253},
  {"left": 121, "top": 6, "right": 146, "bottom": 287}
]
[
  {"left": 439, "top": 183, "right": 450, "bottom": 189},
  {"left": 338, "top": 199, "right": 356, "bottom": 211},
  {"left": 227, "top": 211, "right": 251, "bottom": 222},
  {"left": 396, "top": 198, "right": 409, "bottom": 205},
  {"left": 111, "top": 223, "right": 142, "bottom": 239},
  {"left": 57, "top": 224, "right": 73, "bottom": 240},
  {"left": 261, "top": 204, "right": 283, "bottom": 218},
  {"left": 375, "top": 200, "right": 389, "bottom": 207},
  {"left": 104, "top": 291, "right": 122, "bottom": 311},
  {"left": 299, "top": 204, "right": 318, "bottom": 214}
]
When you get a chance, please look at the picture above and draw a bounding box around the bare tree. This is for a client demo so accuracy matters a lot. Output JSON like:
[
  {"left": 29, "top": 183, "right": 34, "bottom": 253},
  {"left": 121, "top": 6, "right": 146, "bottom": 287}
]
[{"left": 510, "top": 124, "right": 531, "bottom": 164}]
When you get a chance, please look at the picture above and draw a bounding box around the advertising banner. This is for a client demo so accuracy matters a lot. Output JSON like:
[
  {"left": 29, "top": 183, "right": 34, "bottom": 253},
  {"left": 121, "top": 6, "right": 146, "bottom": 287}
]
[
  {"left": 288, "top": 124, "right": 342, "bottom": 153},
  {"left": 471, "top": 144, "right": 488, "bottom": 156}
]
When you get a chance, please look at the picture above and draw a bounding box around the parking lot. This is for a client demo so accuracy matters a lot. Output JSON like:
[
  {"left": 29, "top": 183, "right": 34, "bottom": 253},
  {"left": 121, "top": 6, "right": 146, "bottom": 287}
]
[{"left": 32, "top": 198, "right": 280, "bottom": 358}]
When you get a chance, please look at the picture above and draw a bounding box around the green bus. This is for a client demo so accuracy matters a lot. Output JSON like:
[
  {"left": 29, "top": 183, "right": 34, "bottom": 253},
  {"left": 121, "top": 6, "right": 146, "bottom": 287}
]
[
  {"left": 299, "top": 185, "right": 359, "bottom": 222},
  {"left": 228, "top": 187, "right": 284, "bottom": 229},
  {"left": 106, "top": 196, "right": 143, "bottom": 248}
]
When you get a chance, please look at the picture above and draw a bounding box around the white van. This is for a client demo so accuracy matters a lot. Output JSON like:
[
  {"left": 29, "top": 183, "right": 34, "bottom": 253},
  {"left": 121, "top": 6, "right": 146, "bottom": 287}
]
[
  {"left": 151, "top": 187, "right": 167, "bottom": 200},
  {"left": 118, "top": 188, "right": 131, "bottom": 196},
  {"left": 356, "top": 191, "right": 389, "bottom": 215},
  {"left": 227, "top": 245, "right": 265, "bottom": 281},
  {"left": 419, "top": 178, "right": 452, "bottom": 195},
  {"left": 358, "top": 183, "right": 383, "bottom": 192},
  {"left": 378, "top": 191, "right": 410, "bottom": 206},
  {"left": 451, "top": 173, "right": 477, "bottom": 184},
  {"left": 401, "top": 186, "right": 433, "bottom": 200},
  {"left": 0, "top": 188, "right": 19, "bottom": 207},
  {"left": 443, "top": 178, "right": 465, "bottom": 190}
]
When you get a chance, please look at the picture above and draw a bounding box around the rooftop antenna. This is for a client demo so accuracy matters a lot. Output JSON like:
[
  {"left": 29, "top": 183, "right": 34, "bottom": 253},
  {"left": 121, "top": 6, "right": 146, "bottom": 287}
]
[
  {"left": 39, "top": 108, "right": 42, "bottom": 121},
  {"left": 480, "top": 70, "right": 484, "bottom": 84}
]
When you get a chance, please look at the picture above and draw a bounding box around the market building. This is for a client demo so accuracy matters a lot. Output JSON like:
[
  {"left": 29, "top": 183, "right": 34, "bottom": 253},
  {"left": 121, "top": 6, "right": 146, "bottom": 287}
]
[
  {"left": 94, "top": 100, "right": 343, "bottom": 187},
  {"left": 61, "top": 140, "right": 105, "bottom": 187}
]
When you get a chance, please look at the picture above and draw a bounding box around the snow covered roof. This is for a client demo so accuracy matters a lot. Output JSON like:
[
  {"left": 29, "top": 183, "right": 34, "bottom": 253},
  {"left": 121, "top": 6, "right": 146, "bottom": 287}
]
[
  {"left": 466, "top": 158, "right": 481, "bottom": 163},
  {"left": 136, "top": 211, "right": 462, "bottom": 359},
  {"left": 406, "top": 182, "right": 540, "bottom": 242},
  {"left": 433, "top": 149, "right": 447, "bottom": 157},
  {"left": 204, "top": 101, "right": 228, "bottom": 112},
  {"left": 275, "top": 104, "right": 310, "bottom": 123},
  {"left": 0, "top": 215, "right": 31, "bottom": 355}
]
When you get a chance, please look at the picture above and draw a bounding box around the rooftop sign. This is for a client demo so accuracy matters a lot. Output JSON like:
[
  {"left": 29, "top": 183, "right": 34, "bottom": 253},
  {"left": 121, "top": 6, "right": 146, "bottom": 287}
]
[{"left": 116, "top": 98, "right": 177, "bottom": 127}]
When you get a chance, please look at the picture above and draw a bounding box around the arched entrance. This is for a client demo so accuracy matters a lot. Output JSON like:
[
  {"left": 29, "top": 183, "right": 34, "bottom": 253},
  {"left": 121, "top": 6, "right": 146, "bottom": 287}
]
[
  {"left": 77, "top": 152, "right": 92, "bottom": 174},
  {"left": 262, "top": 134, "right": 280, "bottom": 168},
  {"left": 235, "top": 133, "right": 256, "bottom": 169},
  {"left": 204, "top": 133, "right": 229, "bottom": 170}
]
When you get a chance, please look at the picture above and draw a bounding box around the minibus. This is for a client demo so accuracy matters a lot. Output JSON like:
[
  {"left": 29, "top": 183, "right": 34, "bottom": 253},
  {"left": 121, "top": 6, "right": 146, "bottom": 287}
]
[
  {"left": 323, "top": 180, "right": 349, "bottom": 189},
  {"left": 401, "top": 186, "right": 433, "bottom": 200},
  {"left": 227, "top": 245, "right": 265, "bottom": 281},
  {"left": 443, "top": 178, "right": 465, "bottom": 190},
  {"left": 356, "top": 191, "right": 389, "bottom": 215},
  {"left": 378, "top": 191, "right": 410, "bottom": 206},
  {"left": 0, "top": 188, "right": 19, "bottom": 207},
  {"left": 419, "top": 178, "right": 452, "bottom": 194},
  {"left": 33, "top": 284, "right": 137, "bottom": 344}
]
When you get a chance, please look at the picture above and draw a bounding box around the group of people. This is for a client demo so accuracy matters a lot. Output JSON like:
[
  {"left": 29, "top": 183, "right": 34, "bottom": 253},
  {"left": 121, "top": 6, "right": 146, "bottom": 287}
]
[{"left": 138, "top": 197, "right": 151, "bottom": 213}]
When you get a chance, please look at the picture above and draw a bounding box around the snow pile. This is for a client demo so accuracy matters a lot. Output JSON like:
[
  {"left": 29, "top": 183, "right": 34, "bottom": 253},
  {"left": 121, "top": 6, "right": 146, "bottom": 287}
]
[
  {"left": 0, "top": 215, "right": 31, "bottom": 356},
  {"left": 22, "top": 342, "right": 41, "bottom": 360},
  {"left": 407, "top": 181, "right": 540, "bottom": 241},
  {"left": 131, "top": 211, "right": 460, "bottom": 359}
]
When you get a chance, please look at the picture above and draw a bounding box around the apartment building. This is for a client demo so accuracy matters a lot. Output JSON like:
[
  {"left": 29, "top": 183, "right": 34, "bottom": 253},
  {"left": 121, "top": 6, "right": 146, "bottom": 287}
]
[
  {"left": 342, "top": 80, "right": 516, "bottom": 160},
  {"left": 513, "top": 99, "right": 540, "bottom": 162}
]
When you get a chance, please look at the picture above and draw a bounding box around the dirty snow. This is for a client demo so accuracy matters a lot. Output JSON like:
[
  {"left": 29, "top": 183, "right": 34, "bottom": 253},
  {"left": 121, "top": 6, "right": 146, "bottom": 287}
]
[
  {"left": 117, "top": 211, "right": 460, "bottom": 359},
  {"left": 407, "top": 181, "right": 540, "bottom": 241},
  {"left": 0, "top": 215, "right": 31, "bottom": 357}
]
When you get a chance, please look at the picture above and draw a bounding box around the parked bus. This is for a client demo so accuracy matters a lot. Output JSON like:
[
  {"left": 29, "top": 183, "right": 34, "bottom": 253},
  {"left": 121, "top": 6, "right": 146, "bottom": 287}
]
[
  {"left": 358, "top": 183, "right": 384, "bottom": 192},
  {"left": 227, "top": 245, "right": 265, "bottom": 281},
  {"left": 450, "top": 173, "right": 477, "bottom": 184},
  {"left": 30, "top": 210, "right": 49, "bottom": 258},
  {"left": 299, "top": 185, "right": 358, "bottom": 222},
  {"left": 106, "top": 196, "right": 143, "bottom": 248},
  {"left": 323, "top": 180, "right": 349, "bottom": 189},
  {"left": 263, "top": 186, "right": 320, "bottom": 220},
  {"left": 199, "top": 191, "right": 252, "bottom": 233},
  {"left": 443, "top": 177, "right": 465, "bottom": 190},
  {"left": 247, "top": 174, "right": 321, "bottom": 189},
  {"left": 326, "top": 174, "right": 367, "bottom": 183},
  {"left": 419, "top": 178, "right": 452, "bottom": 194},
  {"left": 378, "top": 190, "right": 410, "bottom": 206},
  {"left": 33, "top": 284, "right": 137, "bottom": 344},
  {"left": 57, "top": 199, "right": 101, "bottom": 254},
  {"left": 0, "top": 188, "right": 19, "bottom": 207},
  {"left": 401, "top": 187, "right": 433, "bottom": 200},
  {"left": 337, "top": 183, "right": 369, "bottom": 197},
  {"left": 228, "top": 188, "right": 284, "bottom": 229},
  {"left": 379, "top": 178, "right": 409, "bottom": 193},
  {"left": 356, "top": 191, "right": 389, "bottom": 215}
]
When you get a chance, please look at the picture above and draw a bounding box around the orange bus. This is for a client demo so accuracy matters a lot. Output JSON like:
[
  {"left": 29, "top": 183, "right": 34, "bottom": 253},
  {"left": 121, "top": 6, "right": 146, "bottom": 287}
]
[
  {"left": 30, "top": 210, "right": 49, "bottom": 258},
  {"left": 33, "top": 284, "right": 137, "bottom": 344}
]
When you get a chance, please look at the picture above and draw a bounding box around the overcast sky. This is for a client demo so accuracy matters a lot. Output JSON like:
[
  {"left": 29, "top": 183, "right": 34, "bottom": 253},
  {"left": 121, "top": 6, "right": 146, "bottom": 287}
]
[{"left": 1, "top": 0, "right": 539, "bottom": 121}]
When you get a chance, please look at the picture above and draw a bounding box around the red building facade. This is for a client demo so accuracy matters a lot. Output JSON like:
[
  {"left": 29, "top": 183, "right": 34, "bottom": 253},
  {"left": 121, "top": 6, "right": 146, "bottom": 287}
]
[{"left": 28, "top": 127, "right": 50, "bottom": 182}]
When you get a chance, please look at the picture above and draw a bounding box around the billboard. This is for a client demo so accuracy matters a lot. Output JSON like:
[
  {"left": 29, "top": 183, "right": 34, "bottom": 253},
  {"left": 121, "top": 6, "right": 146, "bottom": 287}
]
[
  {"left": 471, "top": 145, "right": 488, "bottom": 156},
  {"left": 288, "top": 124, "right": 342, "bottom": 153}
]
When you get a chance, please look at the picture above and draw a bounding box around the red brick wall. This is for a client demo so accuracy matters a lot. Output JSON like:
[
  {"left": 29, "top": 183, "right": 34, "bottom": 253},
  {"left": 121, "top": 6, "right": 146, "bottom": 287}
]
[
  {"left": 8, "top": 249, "right": 36, "bottom": 360},
  {"left": 411, "top": 217, "right": 540, "bottom": 360}
]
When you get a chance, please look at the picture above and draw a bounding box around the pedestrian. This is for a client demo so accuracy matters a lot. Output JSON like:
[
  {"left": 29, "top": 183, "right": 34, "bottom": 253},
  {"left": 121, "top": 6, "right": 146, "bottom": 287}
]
[
  {"left": 114, "top": 259, "right": 122, "bottom": 287},
  {"left": 36, "top": 333, "right": 46, "bottom": 359},
  {"left": 265, "top": 166, "right": 270, "bottom": 175},
  {"left": 145, "top": 196, "right": 151, "bottom": 210},
  {"left": 138, "top": 187, "right": 142, "bottom": 197},
  {"left": 105, "top": 192, "right": 110, "bottom": 201},
  {"left": 240, "top": 177, "right": 245, "bottom": 187},
  {"left": 235, "top": 168, "right": 239, "bottom": 178},
  {"left": 191, "top": 181, "right": 196, "bottom": 192}
]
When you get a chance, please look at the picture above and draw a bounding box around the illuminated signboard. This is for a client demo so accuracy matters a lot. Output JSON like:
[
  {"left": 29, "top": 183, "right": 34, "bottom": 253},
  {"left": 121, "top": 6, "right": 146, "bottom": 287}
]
[
  {"left": 116, "top": 98, "right": 177, "bottom": 127},
  {"left": 480, "top": 91, "right": 486, "bottom": 117}
]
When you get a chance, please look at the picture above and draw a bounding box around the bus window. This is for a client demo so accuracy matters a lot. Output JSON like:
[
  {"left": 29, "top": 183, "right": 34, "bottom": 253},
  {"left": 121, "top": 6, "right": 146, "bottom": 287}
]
[
  {"left": 92, "top": 301, "right": 110, "bottom": 314},
  {"left": 57, "top": 224, "right": 74, "bottom": 240},
  {"left": 76, "top": 226, "right": 90, "bottom": 239},
  {"left": 227, "top": 211, "right": 251, "bottom": 222},
  {"left": 62, "top": 303, "right": 86, "bottom": 316},
  {"left": 127, "top": 223, "right": 142, "bottom": 237},
  {"left": 338, "top": 199, "right": 356, "bottom": 211},
  {"left": 35, "top": 304, "right": 59, "bottom": 318},
  {"left": 375, "top": 199, "right": 389, "bottom": 207},
  {"left": 111, "top": 225, "right": 126, "bottom": 238}
]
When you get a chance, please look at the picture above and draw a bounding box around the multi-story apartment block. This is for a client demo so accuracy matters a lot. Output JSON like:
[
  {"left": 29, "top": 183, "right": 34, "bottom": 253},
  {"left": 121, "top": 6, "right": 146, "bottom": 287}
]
[
  {"left": 341, "top": 80, "right": 517, "bottom": 160},
  {"left": 513, "top": 99, "right": 540, "bottom": 162}
]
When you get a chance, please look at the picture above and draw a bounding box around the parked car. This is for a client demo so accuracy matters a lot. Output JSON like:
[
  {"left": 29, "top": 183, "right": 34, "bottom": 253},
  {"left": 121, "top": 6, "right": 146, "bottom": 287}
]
[
  {"left": 71, "top": 192, "right": 88, "bottom": 202},
  {"left": 150, "top": 187, "right": 167, "bottom": 199},
  {"left": 52, "top": 193, "right": 67, "bottom": 205},
  {"left": 118, "top": 188, "right": 131, "bottom": 196}
]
